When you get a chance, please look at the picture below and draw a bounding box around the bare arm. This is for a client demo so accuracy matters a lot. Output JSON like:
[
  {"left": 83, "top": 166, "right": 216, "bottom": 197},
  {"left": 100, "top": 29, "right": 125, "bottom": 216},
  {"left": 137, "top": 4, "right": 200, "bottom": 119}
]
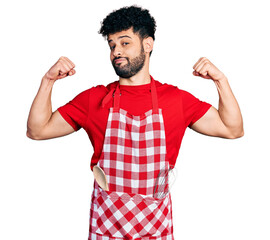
[
  {"left": 26, "top": 56, "right": 76, "bottom": 140},
  {"left": 190, "top": 57, "right": 244, "bottom": 139}
]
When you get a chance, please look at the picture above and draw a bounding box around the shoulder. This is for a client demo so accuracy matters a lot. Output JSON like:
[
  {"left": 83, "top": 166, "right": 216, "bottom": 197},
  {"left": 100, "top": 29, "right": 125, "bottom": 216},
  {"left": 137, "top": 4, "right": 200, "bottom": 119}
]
[
  {"left": 154, "top": 79, "right": 176, "bottom": 91},
  {"left": 88, "top": 80, "right": 118, "bottom": 94},
  {"left": 154, "top": 79, "right": 189, "bottom": 98},
  {"left": 69, "top": 81, "right": 117, "bottom": 100},
  {"left": 154, "top": 79, "right": 205, "bottom": 109},
  {"left": 69, "top": 82, "right": 114, "bottom": 102}
]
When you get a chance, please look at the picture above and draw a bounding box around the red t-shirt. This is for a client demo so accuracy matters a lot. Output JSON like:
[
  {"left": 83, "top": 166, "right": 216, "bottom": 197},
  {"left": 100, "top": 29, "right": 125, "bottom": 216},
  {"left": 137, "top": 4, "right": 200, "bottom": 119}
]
[{"left": 57, "top": 77, "right": 212, "bottom": 170}]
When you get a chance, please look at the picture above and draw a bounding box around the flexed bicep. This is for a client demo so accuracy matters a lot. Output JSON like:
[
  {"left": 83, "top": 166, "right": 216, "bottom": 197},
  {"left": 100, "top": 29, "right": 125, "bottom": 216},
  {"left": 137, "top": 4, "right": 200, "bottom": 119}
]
[
  {"left": 190, "top": 106, "right": 236, "bottom": 139},
  {"left": 28, "top": 110, "right": 75, "bottom": 140}
]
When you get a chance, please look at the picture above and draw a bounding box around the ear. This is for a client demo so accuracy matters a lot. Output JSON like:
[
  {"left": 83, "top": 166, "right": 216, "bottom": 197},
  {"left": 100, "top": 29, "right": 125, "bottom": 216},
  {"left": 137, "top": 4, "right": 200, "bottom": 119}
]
[{"left": 143, "top": 37, "right": 154, "bottom": 54}]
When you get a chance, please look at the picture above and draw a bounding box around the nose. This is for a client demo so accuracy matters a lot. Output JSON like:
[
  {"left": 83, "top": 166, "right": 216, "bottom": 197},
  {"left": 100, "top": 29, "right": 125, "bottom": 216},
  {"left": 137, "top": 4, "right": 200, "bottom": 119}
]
[{"left": 112, "top": 45, "right": 122, "bottom": 58}]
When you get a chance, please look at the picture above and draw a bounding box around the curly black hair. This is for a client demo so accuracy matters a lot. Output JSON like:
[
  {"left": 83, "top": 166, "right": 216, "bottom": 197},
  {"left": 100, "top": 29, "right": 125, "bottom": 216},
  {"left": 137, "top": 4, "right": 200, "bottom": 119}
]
[{"left": 98, "top": 5, "right": 156, "bottom": 41}]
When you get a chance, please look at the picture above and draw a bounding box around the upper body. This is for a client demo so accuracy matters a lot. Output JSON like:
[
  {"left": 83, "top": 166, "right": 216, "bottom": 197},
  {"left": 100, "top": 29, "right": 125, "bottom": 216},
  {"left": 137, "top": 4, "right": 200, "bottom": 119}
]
[
  {"left": 57, "top": 76, "right": 212, "bottom": 170},
  {"left": 26, "top": 6, "right": 244, "bottom": 166}
]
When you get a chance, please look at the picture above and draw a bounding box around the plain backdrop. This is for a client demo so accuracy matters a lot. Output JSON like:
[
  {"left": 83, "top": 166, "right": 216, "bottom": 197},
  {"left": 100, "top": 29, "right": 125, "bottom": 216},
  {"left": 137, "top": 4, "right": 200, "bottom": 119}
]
[{"left": 1, "top": 0, "right": 269, "bottom": 239}]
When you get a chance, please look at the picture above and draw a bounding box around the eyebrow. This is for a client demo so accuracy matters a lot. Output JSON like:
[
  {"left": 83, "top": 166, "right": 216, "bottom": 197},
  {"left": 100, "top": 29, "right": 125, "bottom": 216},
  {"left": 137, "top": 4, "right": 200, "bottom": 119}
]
[{"left": 108, "top": 35, "right": 132, "bottom": 43}]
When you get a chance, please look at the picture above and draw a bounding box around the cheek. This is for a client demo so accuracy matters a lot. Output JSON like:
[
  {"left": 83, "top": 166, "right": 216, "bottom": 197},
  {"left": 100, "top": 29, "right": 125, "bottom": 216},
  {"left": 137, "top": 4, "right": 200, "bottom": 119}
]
[
  {"left": 110, "top": 53, "right": 114, "bottom": 61},
  {"left": 124, "top": 49, "right": 136, "bottom": 59}
]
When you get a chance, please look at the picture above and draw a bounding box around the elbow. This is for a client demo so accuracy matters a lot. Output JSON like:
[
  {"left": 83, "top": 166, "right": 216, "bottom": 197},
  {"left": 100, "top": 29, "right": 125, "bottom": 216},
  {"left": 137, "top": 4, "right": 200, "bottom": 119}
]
[
  {"left": 26, "top": 128, "right": 43, "bottom": 140},
  {"left": 239, "top": 129, "right": 245, "bottom": 138},
  {"left": 26, "top": 130, "right": 38, "bottom": 140},
  {"left": 228, "top": 128, "right": 244, "bottom": 139},
  {"left": 233, "top": 130, "right": 244, "bottom": 139}
]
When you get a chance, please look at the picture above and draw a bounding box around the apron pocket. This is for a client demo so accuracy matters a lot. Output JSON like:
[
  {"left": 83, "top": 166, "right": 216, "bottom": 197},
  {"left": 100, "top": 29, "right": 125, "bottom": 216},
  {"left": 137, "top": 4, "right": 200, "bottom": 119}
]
[{"left": 93, "top": 187, "right": 171, "bottom": 239}]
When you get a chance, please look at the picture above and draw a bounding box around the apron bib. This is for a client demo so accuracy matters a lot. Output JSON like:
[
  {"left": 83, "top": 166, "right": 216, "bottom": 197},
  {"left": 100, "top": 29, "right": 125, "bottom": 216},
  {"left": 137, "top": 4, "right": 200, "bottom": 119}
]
[{"left": 89, "top": 76, "right": 174, "bottom": 240}]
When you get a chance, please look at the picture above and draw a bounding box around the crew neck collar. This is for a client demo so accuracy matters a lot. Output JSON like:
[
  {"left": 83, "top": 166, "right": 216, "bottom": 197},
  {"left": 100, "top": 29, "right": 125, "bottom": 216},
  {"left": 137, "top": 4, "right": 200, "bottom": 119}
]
[
  {"left": 118, "top": 75, "right": 154, "bottom": 89},
  {"left": 102, "top": 76, "right": 159, "bottom": 108}
]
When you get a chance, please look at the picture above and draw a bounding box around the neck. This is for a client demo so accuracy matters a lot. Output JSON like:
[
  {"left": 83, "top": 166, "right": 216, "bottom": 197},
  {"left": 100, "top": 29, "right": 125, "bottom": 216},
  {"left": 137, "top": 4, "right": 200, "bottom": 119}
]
[{"left": 119, "top": 62, "right": 151, "bottom": 86}]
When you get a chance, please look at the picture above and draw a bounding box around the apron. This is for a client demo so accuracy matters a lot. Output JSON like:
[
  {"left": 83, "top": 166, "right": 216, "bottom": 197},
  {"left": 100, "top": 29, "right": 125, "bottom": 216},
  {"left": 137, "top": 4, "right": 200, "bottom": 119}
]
[{"left": 88, "top": 76, "right": 174, "bottom": 240}]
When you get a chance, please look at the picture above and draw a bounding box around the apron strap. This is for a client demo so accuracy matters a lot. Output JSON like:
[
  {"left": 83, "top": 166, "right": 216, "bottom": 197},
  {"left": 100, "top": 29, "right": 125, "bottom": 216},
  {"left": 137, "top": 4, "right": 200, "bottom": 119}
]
[
  {"left": 150, "top": 75, "right": 159, "bottom": 114},
  {"left": 112, "top": 82, "right": 121, "bottom": 112},
  {"left": 113, "top": 75, "right": 159, "bottom": 114}
]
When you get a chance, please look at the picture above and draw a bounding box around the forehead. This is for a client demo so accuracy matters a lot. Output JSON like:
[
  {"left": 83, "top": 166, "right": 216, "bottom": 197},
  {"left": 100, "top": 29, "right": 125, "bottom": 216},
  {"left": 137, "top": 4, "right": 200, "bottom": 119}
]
[{"left": 107, "top": 28, "right": 140, "bottom": 43}]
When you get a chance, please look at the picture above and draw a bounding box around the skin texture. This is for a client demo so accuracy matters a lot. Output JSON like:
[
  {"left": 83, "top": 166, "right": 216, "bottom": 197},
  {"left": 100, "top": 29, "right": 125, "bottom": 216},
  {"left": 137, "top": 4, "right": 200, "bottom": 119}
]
[
  {"left": 26, "top": 28, "right": 243, "bottom": 140},
  {"left": 107, "top": 28, "right": 154, "bottom": 86},
  {"left": 191, "top": 57, "right": 244, "bottom": 139},
  {"left": 26, "top": 56, "right": 76, "bottom": 140}
]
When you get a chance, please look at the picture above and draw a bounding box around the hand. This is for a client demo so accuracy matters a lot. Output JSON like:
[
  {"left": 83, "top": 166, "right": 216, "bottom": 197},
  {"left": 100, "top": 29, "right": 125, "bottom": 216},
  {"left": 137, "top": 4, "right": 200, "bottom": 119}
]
[
  {"left": 192, "top": 57, "right": 225, "bottom": 81},
  {"left": 44, "top": 56, "right": 76, "bottom": 81}
]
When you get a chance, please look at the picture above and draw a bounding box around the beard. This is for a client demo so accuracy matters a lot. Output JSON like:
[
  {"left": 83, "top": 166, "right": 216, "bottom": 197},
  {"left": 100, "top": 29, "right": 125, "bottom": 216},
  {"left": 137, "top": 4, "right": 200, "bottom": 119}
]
[{"left": 112, "top": 46, "right": 146, "bottom": 78}]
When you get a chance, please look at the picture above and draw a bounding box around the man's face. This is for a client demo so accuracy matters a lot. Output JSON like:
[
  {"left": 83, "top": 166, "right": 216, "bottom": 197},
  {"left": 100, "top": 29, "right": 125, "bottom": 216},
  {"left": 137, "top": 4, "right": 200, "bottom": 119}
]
[{"left": 107, "top": 28, "right": 146, "bottom": 78}]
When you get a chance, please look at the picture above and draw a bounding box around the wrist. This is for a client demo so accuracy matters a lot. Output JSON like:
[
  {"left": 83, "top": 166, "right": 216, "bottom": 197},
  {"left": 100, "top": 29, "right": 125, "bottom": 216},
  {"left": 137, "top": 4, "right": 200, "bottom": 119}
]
[
  {"left": 214, "top": 73, "right": 228, "bottom": 83},
  {"left": 40, "top": 76, "right": 55, "bottom": 92}
]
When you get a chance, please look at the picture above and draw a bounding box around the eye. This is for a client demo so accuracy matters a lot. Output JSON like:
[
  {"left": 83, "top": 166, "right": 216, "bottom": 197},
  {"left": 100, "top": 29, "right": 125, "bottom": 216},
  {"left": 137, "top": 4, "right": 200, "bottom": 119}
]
[
  {"left": 109, "top": 45, "right": 115, "bottom": 50},
  {"left": 123, "top": 42, "right": 129, "bottom": 46}
]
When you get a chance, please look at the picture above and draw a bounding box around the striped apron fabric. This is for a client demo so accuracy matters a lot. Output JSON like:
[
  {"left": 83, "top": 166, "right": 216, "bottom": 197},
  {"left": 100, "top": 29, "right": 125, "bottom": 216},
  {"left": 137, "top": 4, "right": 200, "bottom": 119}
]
[{"left": 88, "top": 76, "right": 174, "bottom": 239}]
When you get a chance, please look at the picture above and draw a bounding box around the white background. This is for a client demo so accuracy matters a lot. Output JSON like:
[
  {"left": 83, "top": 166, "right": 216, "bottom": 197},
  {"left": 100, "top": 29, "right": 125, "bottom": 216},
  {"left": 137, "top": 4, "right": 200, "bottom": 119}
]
[{"left": 1, "top": 0, "right": 269, "bottom": 239}]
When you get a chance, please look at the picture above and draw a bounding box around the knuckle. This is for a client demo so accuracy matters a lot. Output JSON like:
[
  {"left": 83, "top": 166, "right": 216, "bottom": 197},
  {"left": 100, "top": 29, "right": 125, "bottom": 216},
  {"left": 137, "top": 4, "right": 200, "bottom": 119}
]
[
  {"left": 59, "top": 56, "right": 66, "bottom": 62},
  {"left": 205, "top": 62, "right": 210, "bottom": 67}
]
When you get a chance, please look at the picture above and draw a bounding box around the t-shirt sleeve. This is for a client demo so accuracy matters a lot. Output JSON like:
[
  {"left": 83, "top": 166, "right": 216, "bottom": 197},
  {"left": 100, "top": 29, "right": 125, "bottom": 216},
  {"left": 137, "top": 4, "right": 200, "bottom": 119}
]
[
  {"left": 57, "top": 89, "right": 89, "bottom": 131},
  {"left": 181, "top": 90, "right": 212, "bottom": 128}
]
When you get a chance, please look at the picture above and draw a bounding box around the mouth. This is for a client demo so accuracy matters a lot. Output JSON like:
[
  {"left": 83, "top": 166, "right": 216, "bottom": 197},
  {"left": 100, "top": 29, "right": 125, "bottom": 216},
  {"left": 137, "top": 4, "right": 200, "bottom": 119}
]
[{"left": 114, "top": 58, "right": 126, "bottom": 64}]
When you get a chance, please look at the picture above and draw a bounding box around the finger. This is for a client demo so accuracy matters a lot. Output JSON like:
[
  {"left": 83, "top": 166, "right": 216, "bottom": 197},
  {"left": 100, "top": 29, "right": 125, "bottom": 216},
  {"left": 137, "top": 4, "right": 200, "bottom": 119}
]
[
  {"left": 61, "top": 57, "right": 74, "bottom": 71},
  {"left": 194, "top": 62, "right": 204, "bottom": 73},
  {"left": 58, "top": 57, "right": 74, "bottom": 72},
  {"left": 63, "top": 56, "right": 76, "bottom": 68},
  {"left": 68, "top": 69, "right": 76, "bottom": 76},
  {"left": 193, "top": 59, "right": 201, "bottom": 70},
  {"left": 58, "top": 59, "right": 72, "bottom": 73},
  {"left": 194, "top": 58, "right": 209, "bottom": 73},
  {"left": 193, "top": 70, "right": 200, "bottom": 76},
  {"left": 193, "top": 57, "right": 206, "bottom": 69},
  {"left": 203, "top": 74, "right": 212, "bottom": 79},
  {"left": 200, "top": 63, "right": 211, "bottom": 76},
  {"left": 196, "top": 62, "right": 209, "bottom": 76},
  {"left": 193, "top": 70, "right": 212, "bottom": 79},
  {"left": 58, "top": 72, "right": 68, "bottom": 79}
]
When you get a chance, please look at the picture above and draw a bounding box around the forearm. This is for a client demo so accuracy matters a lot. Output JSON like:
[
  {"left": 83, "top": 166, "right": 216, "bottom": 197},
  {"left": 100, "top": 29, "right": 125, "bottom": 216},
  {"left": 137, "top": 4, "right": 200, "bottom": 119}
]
[
  {"left": 214, "top": 76, "right": 244, "bottom": 137},
  {"left": 26, "top": 76, "right": 55, "bottom": 138}
]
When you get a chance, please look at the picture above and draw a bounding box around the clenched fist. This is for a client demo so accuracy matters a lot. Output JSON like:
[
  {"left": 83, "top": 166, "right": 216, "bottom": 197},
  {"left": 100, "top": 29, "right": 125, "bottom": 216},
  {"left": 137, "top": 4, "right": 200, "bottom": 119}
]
[
  {"left": 192, "top": 57, "right": 225, "bottom": 81},
  {"left": 44, "top": 56, "right": 76, "bottom": 81}
]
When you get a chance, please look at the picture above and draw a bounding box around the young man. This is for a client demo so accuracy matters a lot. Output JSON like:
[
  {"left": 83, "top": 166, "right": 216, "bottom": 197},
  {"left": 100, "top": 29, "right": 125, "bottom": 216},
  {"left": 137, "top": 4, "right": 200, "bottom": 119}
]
[{"left": 26, "top": 5, "right": 244, "bottom": 240}]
